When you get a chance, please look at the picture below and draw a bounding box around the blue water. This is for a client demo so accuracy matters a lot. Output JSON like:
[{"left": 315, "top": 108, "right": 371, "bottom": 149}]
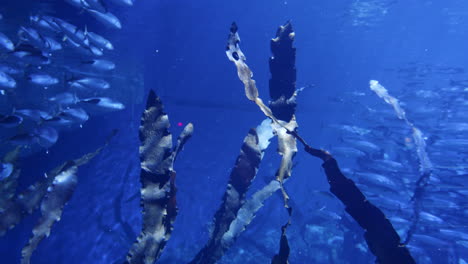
[{"left": 0, "top": 0, "right": 467, "bottom": 263}]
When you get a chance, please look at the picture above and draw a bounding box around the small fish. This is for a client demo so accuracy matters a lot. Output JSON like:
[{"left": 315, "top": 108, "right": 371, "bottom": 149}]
[
  {"left": 80, "top": 97, "right": 125, "bottom": 110},
  {"left": 59, "top": 108, "right": 89, "bottom": 123},
  {"left": 9, "top": 133, "right": 37, "bottom": 146},
  {"left": 87, "top": 32, "right": 114, "bottom": 50},
  {"left": 42, "top": 116, "right": 73, "bottom": 127},
  {"left": 30, "top": 15, "right": 61, "bottom": 34},
  {"left": 65, "top": 0, "right": 86, "bottom": 9},
  {"left": 13, "top": 44, "right": 50, "bottom": 65},
  {"left": 49, "top": 92, "right": 79, "bottom": 105},
  {"left": 86, "top": 9, "right": 122, "bottom": 29},
  {"left": 331, "top": 146, "right": 366, "bottom": 158},
  {"left": 34, "top": 126, "right": 58, "bottom": 148},
  {"left": 54, "top": 18, "right": 89, "bottom": 47},
  {"left": 82, "top": 0, "right": 107, "bottom": 13},
  {"left": 0, "top": 163, "right": 13, "bottom": 181},
  {"left": 0, "top": 71, "right": 16, "bottom": 89},
  {"left": 0, "top": 114, "right": 23, "bottom": 128},
  {"left": 69, "top": 77, "right": 109, "bottom": 90},
  {"left": 107, "top": 0, "right": 133, "bottom": 6},
  {"left": 420, "top": 212, "right": 444, "bottom": 224},
  {"left": 80, "top": 59, "right": 115, "bottom": 71},
  {"left": 43, "top": 36, "right": 62, "bottom": 51},
  {"left": 0, "top": 64, "right": 23, "bottom": 75},
  {"left": 18, "top": 27, "right": 47, "bottom": 50},
  {"left": 15, "top": 109, "right": 52, "bottom": 122},
  {"left": 0, "top": 32, "right": 14, "bottom": 51},
  {"left": 64, "top": 38, "right": 102, "bottom": 57},
  {"left": 355, "top": 172, "right": 398, "bottom": 189},
  {"left": 28, "top": 73, "right": 59, "bottom": 86}
]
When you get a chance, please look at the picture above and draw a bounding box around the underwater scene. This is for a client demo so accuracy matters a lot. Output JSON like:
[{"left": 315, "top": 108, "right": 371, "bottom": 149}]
[{"left": 0, "top": 0, "right": 466, "bottom": 263}]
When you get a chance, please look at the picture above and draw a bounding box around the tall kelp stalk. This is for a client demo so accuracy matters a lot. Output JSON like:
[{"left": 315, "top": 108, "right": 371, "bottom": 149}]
[
  {"left": 268, "top": 22, "right": 297, "bottom": 264},
  {"left": 126, "top": 90, "right": 193, "bottom": 264},
  {"left": 19, "top": 130, "right": 117, "bottom": 264},
  {"left": 369, "top": 80, "right": 433, "bottom": 245}
]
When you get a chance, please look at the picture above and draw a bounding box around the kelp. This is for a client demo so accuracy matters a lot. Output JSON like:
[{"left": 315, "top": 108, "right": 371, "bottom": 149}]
[
  {"left": 20, "top": 130, "right": 116, "bottom": 264},
  {"left": 190, "top": 120, "right": 274, "bottom": 264},
  {"left": 0, "top": 147, "right": 21, "bottom": 211},
  {"left": 0, "top": 133, "right": 114, "bottom": 238},
  {"left": 126, "top": 90, "right": 193, "bottom": 264},
  {"left": 269, "top": 22, "right": 297, "bottom": 123},
  {"left": 271, "top": 223, "right": 290, "bottom": 264},
  {"left": 369, "top": 80, "right": 433, "bottom": 245}
]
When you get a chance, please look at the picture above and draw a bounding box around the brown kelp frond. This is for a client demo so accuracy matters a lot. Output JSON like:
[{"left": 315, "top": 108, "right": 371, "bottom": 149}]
[
  {"left": 0, "top": 147, "right": 21, "bottom": 208},
  {"left": 222, "top": 179, "right": 281, "bottom": 244},
  {"left": 20, "top": 132, "right": 115, "bottom": 264},
  {"left": 190, "top": 119, "right": 273, "bottom": 264},
  {"left": 20, "top": 163, "right": 78, "bottom": 264},
  {"left": 272, "top": 118, "right": 297, "bottom": 209},
  {"left": 226, "top": 23, "right": 276, "bottom": 121},
  {"left": 126, "top": 90, "right": 193, "bottom": 264},
  {"left": 0, "top": 132, "right": 115, "bottom": 237}
]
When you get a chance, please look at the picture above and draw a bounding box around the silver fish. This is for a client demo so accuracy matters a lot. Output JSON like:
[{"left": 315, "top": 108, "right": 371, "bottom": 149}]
[
  {"left": 86, "top": 9, "right": 122, "bottom": 29},
  {"left": 42, "top": 116, "right": 72, "bottom": 127},
  {"left": 49, "top": 92, "right": 79, "bottom": 105},
  {"left": 13, "top": 45, "right": 50, "bottom": 65},
  {"left": 80, "top": 59, "right": 115, "bottom": 71},
  {"left": 0, "top": 71, "right": 16, "bottom": 89},
  {"left": 54, "top": 18, "right": 89, "bottom": 47},
  {"left": 43, "top": 37, "right": 62, "bottom": 51},
  {"left": 30, "top": 15, "right": 61, "bottom": 34},
  {"left": 59, "top": 108, "right": 89, "bottom": 123},
  {"left": 65, "top": 0, "right": 86, "bottom": 9},
  {"left": 80, "top": 97, "right": 125, "bottom": 110},
  {"left": 15, "top": 109, "right": 52, "bottom": 122},
  {"left": 83, "top": 0, "right": 107, "bottom": 13},
  {"left": 107, "top": 0, "right": 133, "bottom": 6},
  {"left": 34, "top": 126, "right": 58, "bottom": 148},
  {"left": 0, "top": 32, "right": 14, "bottom": 51},
  {"left": 0, "top": 163, "right": 13, "bottom": 181},
  {"left": 28, "top": 73, "right": 59, "bottom": 86},
  {"left": 69, "top": 77, "right": 109, "bottom": 89},
  {"left": 331, "top": 146, "right": 366, "bottom": 158},
  {"left": 18, "top": 27, "right": 47, "bottom": 50},
  {"left": 0, "top": 114, "right": 23, "bottom": 127},
  {"left": 0, "top": 64, "right": 23, "bottom": 75},
  {"left": 87, "top": 32, "right": 114, "bottom": 50}
]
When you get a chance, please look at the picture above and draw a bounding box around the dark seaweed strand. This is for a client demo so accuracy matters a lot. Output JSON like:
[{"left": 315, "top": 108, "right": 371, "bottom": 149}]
[
  {"left": 300, "top": 145, "right": 415, "bottom": 264},
  {"left": 404, "top": 170, "right": 432, "bottom": 245},
  {"left": 268, "top": 21, "right": 297, "bottom": 264}
]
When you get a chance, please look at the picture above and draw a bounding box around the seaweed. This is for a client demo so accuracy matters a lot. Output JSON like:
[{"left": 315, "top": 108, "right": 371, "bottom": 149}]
[
  {"left": 369, "top": 80, "right": 433, "bottom": 245},
  {"left": 125, "top": 90, "right": 193, "bottom": 264},
  {"left": 20, "top": 131, "right": 117, "bottom": 264}
]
